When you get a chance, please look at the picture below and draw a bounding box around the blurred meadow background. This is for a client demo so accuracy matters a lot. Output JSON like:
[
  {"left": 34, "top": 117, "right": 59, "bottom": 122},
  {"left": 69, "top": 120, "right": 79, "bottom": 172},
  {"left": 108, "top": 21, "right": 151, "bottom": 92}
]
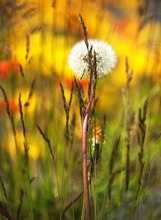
[{"left": 0, "top": 0, "right": 161, "bottom": 219}]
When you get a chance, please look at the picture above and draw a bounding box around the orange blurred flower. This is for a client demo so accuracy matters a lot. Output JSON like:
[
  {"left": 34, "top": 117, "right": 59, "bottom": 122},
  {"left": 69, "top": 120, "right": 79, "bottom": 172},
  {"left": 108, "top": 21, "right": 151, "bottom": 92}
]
[
  {"left": 0, "top": 59, "right": 19, "bottom": 79},
  {"left": 10, "top": 60, "right": 19, "bottom": 73},
  {"left": 80, "top": 78, "right": 89, "bottom": 90},
  {"left": 66, "top": 77, "right": 89, "bottom": 90},
  {"left": 56, "top": 77, "right": 89, "bottom": 90},
  {"left": 0, "top": 98, "right": 19, "bottom": 114},
  {"left": 114, "top": 18, "right": 138, "bottom": 37},
  {"left": 0, "top": 60, "right": 10, "bottom": 78}
]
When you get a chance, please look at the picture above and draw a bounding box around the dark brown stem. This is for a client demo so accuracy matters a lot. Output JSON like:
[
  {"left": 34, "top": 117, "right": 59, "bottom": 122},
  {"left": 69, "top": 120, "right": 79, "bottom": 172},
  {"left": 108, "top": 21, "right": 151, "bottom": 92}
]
[
  {"left": 61, "top": 190, "right": 84, "bottom": 219},
  {"left": 82, "top": 89, "right": 94, "bottom": 220},
  {"left": 0, "top": 201, "right": 15, "bottom": 220}
]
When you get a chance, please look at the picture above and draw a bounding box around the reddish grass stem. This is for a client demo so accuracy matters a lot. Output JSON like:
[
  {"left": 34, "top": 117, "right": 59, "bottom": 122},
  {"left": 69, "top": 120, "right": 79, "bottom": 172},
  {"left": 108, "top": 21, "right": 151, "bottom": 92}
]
[
  {"left": 82, "top": 88, "right": 94, "bottom": 220},
  {"left": 78, "top": 13, "right": 96, "bottom": 219}
]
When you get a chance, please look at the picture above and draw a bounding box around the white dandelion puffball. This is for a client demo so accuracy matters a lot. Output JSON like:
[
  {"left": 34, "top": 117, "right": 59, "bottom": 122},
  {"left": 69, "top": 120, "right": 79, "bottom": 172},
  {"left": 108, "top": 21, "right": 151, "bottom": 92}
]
[{"left": 68, "top": 39, "right": 117, "bottom": 78}]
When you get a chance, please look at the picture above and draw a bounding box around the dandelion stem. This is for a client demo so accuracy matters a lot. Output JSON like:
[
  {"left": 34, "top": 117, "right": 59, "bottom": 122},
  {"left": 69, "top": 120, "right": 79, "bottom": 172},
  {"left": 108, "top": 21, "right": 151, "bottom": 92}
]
[{"left": 82, "top": 87, "right": 94, "bottom": 220}]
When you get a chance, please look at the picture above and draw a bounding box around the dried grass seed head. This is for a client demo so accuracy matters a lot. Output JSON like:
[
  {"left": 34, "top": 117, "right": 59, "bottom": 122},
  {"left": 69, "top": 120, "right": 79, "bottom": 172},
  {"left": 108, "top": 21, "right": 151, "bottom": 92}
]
[{"left": 68, "top": 39, "right": 117, "bottom": 78}]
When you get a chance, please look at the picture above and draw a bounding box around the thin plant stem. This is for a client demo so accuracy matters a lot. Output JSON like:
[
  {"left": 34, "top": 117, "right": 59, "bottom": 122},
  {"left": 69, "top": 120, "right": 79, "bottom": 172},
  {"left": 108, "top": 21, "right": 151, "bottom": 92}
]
[
  {"left": 82, "top": 88, "right": 94, "bottom": 220},
  {"left": 61, "top": 190, "right": 84, "bottom": 219},
  {"left": 36, "top": 123, "right": 61, "bottom": 201},
  {"left": 0, "top": 85, "right": 18, "bottom": 151},
  {"left": 78, "top": 13, "right": 96, "bottom": 220}
]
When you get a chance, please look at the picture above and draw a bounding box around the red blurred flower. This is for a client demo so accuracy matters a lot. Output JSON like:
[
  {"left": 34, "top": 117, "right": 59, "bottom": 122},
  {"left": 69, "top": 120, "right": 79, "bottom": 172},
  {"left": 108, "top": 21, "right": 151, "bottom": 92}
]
[
  {"left": 80, "top": 78, "right": 89, "bottom": 90},
  {"left": 65, "top": 77, "right": 74, "bottom": 88},
  {"left": 114, "top": 18, "right": 138, "bottom": 37},
  {"left": 0, "top": 98, "right": 19, "bottom": 114},
  {"left": 10, "top": 60, "right": 19, "bottom": 73},
  {"left": 0, "top": 59, "right": 19, "bottom": 79},
  {"left": 57, "top": 77, "right": 89, "bottom": 90},
  {"left": 0, "top": 60, "right": 10, "bottom": 78}
]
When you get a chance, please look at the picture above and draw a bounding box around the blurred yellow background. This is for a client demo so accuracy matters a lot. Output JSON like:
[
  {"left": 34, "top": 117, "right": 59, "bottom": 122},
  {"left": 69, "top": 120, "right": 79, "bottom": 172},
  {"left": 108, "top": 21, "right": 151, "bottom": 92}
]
[{"left": 6, "top": 0, "right": 160, "bottom": 85}]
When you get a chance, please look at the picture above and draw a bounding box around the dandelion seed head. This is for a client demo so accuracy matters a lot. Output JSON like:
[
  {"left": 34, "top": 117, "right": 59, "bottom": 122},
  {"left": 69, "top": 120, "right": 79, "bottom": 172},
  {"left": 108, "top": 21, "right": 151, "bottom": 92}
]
[{"left": 68, "top": 39, "right": 117, "bottom": 78}]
